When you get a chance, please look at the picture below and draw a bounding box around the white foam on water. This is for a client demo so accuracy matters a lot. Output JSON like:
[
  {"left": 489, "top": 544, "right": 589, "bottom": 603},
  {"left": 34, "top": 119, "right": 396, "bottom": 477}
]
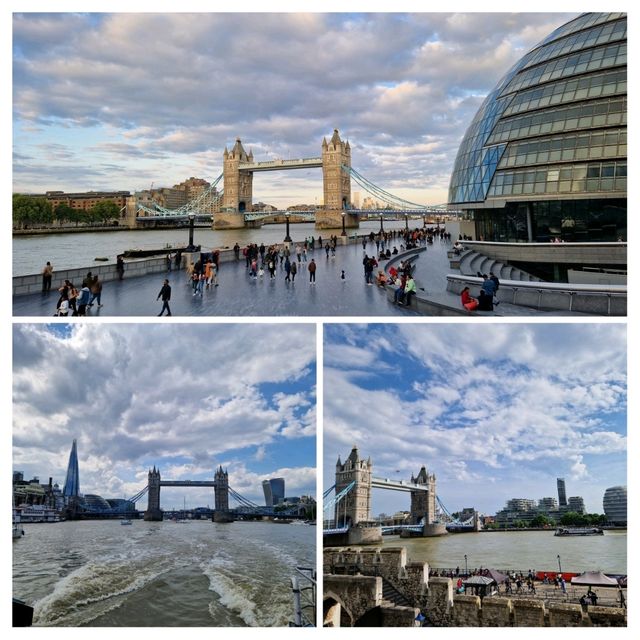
[
  {"left": 33, "top": 556, "right": 174, "bottom": 626},
  {"left": 201, "top": 558, "right": 259, "bottom": 627}
]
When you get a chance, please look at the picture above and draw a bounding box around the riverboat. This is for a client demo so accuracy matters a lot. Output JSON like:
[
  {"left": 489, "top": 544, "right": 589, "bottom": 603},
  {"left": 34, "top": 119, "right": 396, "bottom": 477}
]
[
  {"left": 554, "top": 526, "right": 604, "bottom": 536},
  {"left": 16, "top": 504, "right": 63, "bottom": 523},
  {"left": 120, "top": 519, "right": 133, "bottom": 525}
]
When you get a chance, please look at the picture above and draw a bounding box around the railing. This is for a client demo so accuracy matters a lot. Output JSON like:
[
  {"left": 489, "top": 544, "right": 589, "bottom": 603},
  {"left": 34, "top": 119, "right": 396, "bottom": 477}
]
[{"left": 290, "top": 566, "right": 316, "bottom": 627}]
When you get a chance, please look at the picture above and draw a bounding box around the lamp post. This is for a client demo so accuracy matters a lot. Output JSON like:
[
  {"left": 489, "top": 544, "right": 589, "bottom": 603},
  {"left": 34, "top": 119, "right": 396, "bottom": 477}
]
[
  {"left": 557, "top": 554, "right": 562, "bottom": 574},
  {"left": 284, "top": 211, "right": 292, "bottom": 243},
  {"left": 464, "top": 554, "right": 468, "bottom": 575},
  {"left": 187, "top": 213, "right": 195, "bottom": 251},
  {"left": 404, "top": 212, "right": 409, "bottom": 231},
  {"left": 379, "top": 212, "right": 384, "bottom": 233},
  {"left": 341, "top": 211, "right": 346, "bottom": 237}
]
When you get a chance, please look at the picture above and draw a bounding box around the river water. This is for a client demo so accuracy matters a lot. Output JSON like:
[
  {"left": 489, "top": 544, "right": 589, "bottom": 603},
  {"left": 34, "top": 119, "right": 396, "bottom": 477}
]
[
  {"left": 380, "top": 529, "right": 627, "bottom": 575},
  {"left": 13, "top": 519, "right": 315, "bottom": 627},
  {"left": 13, "top": 220, "right": 410, "bottom": 276}
]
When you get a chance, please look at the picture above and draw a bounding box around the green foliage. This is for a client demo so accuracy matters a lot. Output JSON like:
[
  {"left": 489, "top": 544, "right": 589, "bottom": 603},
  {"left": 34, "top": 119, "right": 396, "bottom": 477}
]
[
  {"left": 530, "top": 514, "right": 555, "bottom": 528},
  {"left": 53, "top": 203, "right": 76, "bottom": 223},
  {"left": 13, "top": 194, "right": 53, "bottom": 228},
  {"left": 90, "top": 200, "right": 120, "bottom": 222}
]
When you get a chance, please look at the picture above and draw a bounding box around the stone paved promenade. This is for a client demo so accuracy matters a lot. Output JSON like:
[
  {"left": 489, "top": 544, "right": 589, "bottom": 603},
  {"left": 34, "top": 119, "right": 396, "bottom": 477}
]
[{"left": 14, "top": 239, "right": 414, "bottom": 317}]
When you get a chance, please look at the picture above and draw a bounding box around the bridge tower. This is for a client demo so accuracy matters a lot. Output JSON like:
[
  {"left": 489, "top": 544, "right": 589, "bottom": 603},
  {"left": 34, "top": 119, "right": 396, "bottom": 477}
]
[
  {"left": 213, "top": 466, "right": 232, "bottom": 522},
  {"left": 144, "top": 466, "right": 163, "bottom": 521},
  {"left": 317, "top": 129, "right": 359, "bottom": 231},
  {"left": 409, "top": 466, "right": 436, "bottom": 525},
  {"left": 334, "top": 446, "right": 372, "bottom": 527},
  {"left": 217, "top": 139, "right": 254, "bottom": 229}
]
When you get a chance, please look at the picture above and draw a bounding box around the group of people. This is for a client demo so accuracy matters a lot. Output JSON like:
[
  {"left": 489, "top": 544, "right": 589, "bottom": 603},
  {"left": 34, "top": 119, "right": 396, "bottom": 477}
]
[
  {"left": 54, "top": 271, "right": 103, "bottom": 316},
  {"left": 460, "top": 272, "right": 501, "bottom": 312}
]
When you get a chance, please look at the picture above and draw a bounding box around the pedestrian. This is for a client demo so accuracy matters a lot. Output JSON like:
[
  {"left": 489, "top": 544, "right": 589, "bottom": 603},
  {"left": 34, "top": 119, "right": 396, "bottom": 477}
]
[
  {"left": 341, "top": 270, "right": 346, "bottom": 281},
  {"left": 290, "top": 260, "right": 297, "bottom": 282},
  {"left": 233, "top": 243, "right": 240, "bottom": 260},
  {"left": 308, "top": 258, "right": 316, "bottom": 283},
  {"left": 56, "top": 294, "right": 69, "bottom": 316},
  {"left": 284, "top": 257, "right": 291, "bottom": 282},
  {"left": 175, "top": 251, "right": 182, "bottom": 270},
  {"left": 116, "top": 255, "right": 125, "bottom": 280},
  {"left": 157, "top": 279, "right": 172, "bottom": 316},
  {"left": 166, "top": 254, "right": 172, "bottom": 272},
  {"left": 42, "top": 261, "right": 54, "bottom": 292},
  {"left": 88, "top": 276, "right": 103, "bottom": 307},
  {"left": 76, "top": 284, "right": 91, "bottom": 316}
]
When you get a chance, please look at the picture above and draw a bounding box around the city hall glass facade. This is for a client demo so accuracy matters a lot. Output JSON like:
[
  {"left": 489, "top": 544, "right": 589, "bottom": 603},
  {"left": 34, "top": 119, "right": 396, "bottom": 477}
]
[{"left": 448, "top": 13, "right": 626, "bottom": 243}]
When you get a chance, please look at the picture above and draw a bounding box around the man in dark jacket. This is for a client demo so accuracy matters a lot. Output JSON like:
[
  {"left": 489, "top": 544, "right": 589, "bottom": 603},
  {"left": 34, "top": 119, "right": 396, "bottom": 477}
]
[{"left": 157, "top": 279, "right": 172, "bottom": 316}]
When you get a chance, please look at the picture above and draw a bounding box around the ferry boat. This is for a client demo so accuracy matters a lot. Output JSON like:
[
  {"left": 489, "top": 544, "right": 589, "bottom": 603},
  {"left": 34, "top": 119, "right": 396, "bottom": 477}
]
[
  {"left": 16, "top": 504, "right": 63, "bottom": 523},
  {"left": 554, "top": 526, "right": 604, "bottom": 536}
]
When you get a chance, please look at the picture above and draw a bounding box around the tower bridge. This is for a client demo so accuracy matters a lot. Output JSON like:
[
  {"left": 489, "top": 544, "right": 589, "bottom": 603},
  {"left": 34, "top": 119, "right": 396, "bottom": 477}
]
[
  {"left": 325, "top": 446, "right": 479, "bottom": 545},
  {"left": 132, "top": 129, "right": 452, "bottom": 229}
]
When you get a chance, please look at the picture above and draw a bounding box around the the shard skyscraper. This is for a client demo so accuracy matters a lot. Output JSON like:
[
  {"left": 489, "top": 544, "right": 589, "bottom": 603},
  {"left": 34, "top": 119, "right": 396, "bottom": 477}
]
[{"left": 63, "top": 439, "right": 80, "bottom": 498}]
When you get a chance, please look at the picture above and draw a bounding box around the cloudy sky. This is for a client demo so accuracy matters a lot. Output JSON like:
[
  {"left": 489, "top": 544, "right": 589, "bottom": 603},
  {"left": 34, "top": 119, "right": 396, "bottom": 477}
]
[
  {"left": 324, "top": 323, "right": 626, "bottom": 517},
  {"left": 12, "top": 9, "right": 578, "bottom": 207},
  {"left": 13, "top": 323, "right": 316, "bottom": 509}
]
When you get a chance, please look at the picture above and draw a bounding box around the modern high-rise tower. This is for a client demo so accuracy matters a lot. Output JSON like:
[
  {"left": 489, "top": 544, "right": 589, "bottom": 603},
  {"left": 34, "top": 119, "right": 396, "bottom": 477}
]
[
  {"left": 62, "top": 439, "right": 80, "bottom": 498},
  {"left": 557, "top": 477, "right": 567, "bottom": 507}
]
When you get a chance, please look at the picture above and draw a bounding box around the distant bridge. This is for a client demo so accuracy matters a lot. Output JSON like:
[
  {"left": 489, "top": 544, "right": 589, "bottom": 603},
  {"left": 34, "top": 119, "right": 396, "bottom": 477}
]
[{"left": 132, "top": 130, "right": 461, "bottom": 230}]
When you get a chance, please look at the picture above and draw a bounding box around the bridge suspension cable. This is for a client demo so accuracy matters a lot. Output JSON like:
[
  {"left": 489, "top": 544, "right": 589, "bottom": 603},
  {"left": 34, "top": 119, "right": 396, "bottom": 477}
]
[
  {"left": 228, "top": 486, "right": 260, "bottom": 509},
  {"left": 342, "top": 165, "right": 431, "bottom": 211},
  {"left": 323, "top": 481, "right": 355, "bottom": 513},
  {"left": 128, "top": 485, "right": 149, "bottom": 504},
  {"left": 137, "top": 174, "right": 224, "bottom": 217},
  {"left": 323, "top": 485, "right": 336, "bottom": 500}
]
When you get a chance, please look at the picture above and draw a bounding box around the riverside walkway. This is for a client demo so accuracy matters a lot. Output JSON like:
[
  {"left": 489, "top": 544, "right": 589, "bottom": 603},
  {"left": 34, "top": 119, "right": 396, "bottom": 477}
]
[{"left": 13, "top": 238, "right": 411, "bottom": 317}]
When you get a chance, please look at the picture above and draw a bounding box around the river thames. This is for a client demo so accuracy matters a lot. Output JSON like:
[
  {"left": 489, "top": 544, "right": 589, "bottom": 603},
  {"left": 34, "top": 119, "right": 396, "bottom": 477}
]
[
  {"left": 13, "top": 519, "right": 315, "bottom": 627},
  {"left": 13, "top": 220, "right": 411, "bottom": 276},
  {"left": 379, "top": 529, "right": 627, "bottom": 575}
]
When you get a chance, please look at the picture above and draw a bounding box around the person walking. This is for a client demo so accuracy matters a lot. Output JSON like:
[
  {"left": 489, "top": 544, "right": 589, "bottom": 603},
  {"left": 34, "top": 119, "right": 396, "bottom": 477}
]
[
  {"left": 42, "top": 261, "right": 54, "bottom": 292},
  {"left": 284, "top": 257, "right": 291, "bottom": 282},
  {"left": 308, "top": 258, "right": 317, "bottom": 284},
  {"left": 157, "top": 279, "right": 172, "bottom": 316},
  {"left": 290, "top": 260, "right": 297, "bottom": 282},
  {"left": 88, "top": 276, "right": 103, "bottom": 307}
]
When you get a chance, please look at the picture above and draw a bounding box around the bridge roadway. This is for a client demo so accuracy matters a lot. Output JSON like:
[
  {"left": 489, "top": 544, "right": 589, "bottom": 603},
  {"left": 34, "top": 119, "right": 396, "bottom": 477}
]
[
  {"left": 371, "top": 476, "right": 429, "bottom": 492},
  {"left": 160, "top": 480, "right": 216, "bottom": 487}
]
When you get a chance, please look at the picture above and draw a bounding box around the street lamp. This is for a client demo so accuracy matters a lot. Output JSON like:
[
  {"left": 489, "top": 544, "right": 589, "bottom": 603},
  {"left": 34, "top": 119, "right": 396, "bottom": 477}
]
[
  {"left": 284, "top": 211, "right": 292, "bottom": 243},
  {"left": 557, "top": 554, "right": 562, "bottom": 574},
  {"left": 379, "top": 212, "right": 384, "bottom": 233},
  {"left": 464, "top": 554, "right": 468, "bottom": 575},
  {"left": 341, "top": 211, "right": 346, "bottom": 237},
  {"left": 404, "top": 212, "right": 409, "bottom": 231},
  {"left": 187, "top": 213, "right": 196, "bottom": 251}
]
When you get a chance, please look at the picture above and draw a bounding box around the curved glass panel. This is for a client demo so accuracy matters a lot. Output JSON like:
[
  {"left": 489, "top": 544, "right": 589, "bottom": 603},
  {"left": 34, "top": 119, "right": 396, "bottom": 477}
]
[{"left": 448, "top": 13, "right": 626, "bottom": 206}]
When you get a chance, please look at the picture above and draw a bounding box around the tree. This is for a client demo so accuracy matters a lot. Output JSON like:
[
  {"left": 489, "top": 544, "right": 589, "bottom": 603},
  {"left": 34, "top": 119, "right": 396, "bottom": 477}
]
[
  {"left": 54, "top": 203, "right": 75, "bottom": 224},
  {"left": 530, "top": 514, "right": 555, "bottom": 528},
  {"left": 90, "top": 200, "right": 120, "bottom": 223},
  {"left": 13, "top": 194, "right": 53, "bottom": 228}
]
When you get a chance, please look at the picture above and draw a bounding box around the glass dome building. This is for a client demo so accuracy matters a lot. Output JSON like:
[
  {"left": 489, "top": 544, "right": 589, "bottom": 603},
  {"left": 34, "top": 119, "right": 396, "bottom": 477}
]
[
  {"left": 448, "top": 13, "right": 626, "bottom": 243},
  {"left": 603, "top": 485, "right": 627, "bottom": 525}
]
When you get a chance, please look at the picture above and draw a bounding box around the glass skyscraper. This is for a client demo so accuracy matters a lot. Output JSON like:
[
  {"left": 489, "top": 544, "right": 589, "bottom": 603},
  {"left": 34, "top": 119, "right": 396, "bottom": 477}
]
[
  {"left": 448, "top": 13, "right": 626, "bottom": 243},
  {"left": 62, "top": 438, "right": 80, "bottom": 498}
]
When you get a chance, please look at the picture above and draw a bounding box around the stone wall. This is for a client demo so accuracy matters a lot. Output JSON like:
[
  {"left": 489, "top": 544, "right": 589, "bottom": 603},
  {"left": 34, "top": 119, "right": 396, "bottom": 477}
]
[
  {"left": 324, "top": 549, "right": 627, "bottom": 627},
  {"left": 324, "top": 574, "right": 382, "bottom": 623}
]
